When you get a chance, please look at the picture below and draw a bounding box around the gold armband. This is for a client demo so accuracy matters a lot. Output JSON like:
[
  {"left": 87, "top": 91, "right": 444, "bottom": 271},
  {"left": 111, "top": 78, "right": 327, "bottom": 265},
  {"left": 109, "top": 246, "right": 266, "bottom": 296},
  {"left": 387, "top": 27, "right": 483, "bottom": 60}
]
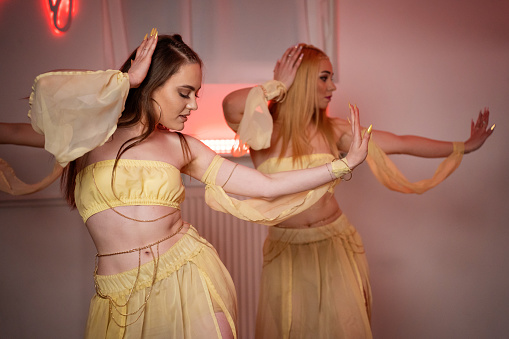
[
  {"left": 331, "top": 158, "right": 352, "bottom": 181},
  {"left": 259, "top": 80, "right": 287, "bottom": 103}
]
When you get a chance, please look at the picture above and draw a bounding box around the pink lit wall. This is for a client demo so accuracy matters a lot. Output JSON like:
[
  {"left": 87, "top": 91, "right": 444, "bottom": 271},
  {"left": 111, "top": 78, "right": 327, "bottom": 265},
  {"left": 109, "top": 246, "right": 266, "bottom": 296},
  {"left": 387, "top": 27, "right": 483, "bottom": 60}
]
[{"left": 0, "top": 1, "right": 508, "bottom": 338}]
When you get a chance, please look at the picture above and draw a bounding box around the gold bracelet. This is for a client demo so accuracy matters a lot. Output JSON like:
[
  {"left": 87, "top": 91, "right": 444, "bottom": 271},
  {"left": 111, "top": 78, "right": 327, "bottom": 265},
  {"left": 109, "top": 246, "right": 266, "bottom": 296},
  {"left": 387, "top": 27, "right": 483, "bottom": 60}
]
[
  {"left": 221, "top": 163, "right": 238, "bottom": 188},
  {"left": 331, "top": 158, "right": 353, "bottom": 181}
]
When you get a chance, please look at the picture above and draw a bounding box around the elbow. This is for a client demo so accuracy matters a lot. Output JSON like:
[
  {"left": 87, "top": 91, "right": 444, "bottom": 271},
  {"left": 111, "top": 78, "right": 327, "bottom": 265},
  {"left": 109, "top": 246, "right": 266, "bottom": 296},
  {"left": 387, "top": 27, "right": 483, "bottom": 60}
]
[
  {"left": 222, "top": 95, "right": 237, "bottom": 119},
  {"left": 258, "top": 180, "right": 283, "bottom": 200}
]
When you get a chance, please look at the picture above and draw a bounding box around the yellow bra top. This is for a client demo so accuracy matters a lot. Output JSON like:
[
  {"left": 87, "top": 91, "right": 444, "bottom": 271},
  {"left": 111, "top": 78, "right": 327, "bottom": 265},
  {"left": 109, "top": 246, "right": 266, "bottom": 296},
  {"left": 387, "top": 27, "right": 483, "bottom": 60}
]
[
  {"left": 75, "top": 159, "right": 185, "bottom": 223},
  {"left": 256, "top": 153, "right": 338, "bottom": 194},
  {"left": 256, "top": 153, "right": 335, "bottom": 174}
]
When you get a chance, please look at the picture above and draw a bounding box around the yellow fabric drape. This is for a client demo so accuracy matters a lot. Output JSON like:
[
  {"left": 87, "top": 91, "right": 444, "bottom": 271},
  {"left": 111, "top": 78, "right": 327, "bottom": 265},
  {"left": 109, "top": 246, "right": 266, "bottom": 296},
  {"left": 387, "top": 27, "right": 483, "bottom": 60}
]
[
  {"left": 366, "top": 140, "right": 464, "bottom": 194},
  {"left": 0, "top": 158, "right": 63, "bottom": 195},
  {"left": 256, "top": 216, "right": 372, "bottom": 339},
  {"left": 201, "top": 155, "right": 334, "bottom": 226}
]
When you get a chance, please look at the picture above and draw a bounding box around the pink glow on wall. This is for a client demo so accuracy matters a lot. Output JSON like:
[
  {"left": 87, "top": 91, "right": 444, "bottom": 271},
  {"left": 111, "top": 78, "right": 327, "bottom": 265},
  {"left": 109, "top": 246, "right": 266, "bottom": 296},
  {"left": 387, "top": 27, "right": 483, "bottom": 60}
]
[
  {"left": 43, "top": 0, "right": 77, "bottom": 36},
  {"left": 182, "top": 83, "right": 252, "bottom": 140}
]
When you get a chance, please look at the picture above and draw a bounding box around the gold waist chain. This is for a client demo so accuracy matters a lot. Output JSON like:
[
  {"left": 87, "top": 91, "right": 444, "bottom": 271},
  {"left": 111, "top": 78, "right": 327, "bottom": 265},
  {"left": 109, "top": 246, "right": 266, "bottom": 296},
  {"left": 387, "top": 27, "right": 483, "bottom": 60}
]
[{"left": 93, "top": 221, "right": 185, "bottom": 328}]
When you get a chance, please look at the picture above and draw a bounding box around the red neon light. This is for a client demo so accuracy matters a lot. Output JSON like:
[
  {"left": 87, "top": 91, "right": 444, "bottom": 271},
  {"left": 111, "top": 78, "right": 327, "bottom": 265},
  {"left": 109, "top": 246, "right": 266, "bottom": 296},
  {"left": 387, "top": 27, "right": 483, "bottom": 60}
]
[{"left": 43, "top": 0, "right": 77, "bottom": 36}]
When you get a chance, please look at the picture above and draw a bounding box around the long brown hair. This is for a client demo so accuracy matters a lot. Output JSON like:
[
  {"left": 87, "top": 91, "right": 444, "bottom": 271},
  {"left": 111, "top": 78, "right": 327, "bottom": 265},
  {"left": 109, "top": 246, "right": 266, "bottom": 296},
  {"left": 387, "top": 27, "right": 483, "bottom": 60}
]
[
  {"left": 270, "top": 44, "right": 338, "bottom": 164},
  {"left": 62, "top": 34, "right": 202, "bottom": 207}
]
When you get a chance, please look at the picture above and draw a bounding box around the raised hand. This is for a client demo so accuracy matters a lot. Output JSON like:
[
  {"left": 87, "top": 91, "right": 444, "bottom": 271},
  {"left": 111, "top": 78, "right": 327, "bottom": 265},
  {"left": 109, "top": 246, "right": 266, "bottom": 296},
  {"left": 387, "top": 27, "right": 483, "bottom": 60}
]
[
  {"left": 345, "top": 104, "right": 372, "bottom": 169},
  {"left": 465, "top": 108, "right": 495, "bottom": 153},
  {"left": 273, "top": 45, "right": 304, "bottom": 90},
  {"left": 128, "top": 28, "right": 158, "bottom": 88}
]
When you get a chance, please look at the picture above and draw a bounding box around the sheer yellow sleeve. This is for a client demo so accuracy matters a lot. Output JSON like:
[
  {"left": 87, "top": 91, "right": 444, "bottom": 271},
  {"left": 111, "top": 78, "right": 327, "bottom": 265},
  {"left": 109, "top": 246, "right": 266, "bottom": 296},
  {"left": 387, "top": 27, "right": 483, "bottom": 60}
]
[
  {"left": 1, "top": 70, "right": 129, "bottom": 196},
  {"left": 201, "top": 155, "right": 332, "bottom": 226},
  {"left": 366, "top": 140, "right": 464, "bottom": 194},
  {"left": 0, "top": 159, "right": 63, "bottom": 196},
  {"left": 29, "top": 70, "right": 130, "bottom": 167},
  {"left": 232, "top": 81, "right": 286, "bottom": 156}
]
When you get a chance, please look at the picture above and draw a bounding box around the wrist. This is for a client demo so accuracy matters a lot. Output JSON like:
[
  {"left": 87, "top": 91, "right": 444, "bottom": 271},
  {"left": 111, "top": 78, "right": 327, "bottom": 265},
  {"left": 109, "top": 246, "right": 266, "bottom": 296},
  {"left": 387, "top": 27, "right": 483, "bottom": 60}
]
[
  {"left": 330, "top": 158, "right": 352, "bottom": 181},
  {"left": 259, "top": 80, "right": 287, "bottom": 102},
  {"left": 455, "top": 141, "right": 466, "bottom": 154}
]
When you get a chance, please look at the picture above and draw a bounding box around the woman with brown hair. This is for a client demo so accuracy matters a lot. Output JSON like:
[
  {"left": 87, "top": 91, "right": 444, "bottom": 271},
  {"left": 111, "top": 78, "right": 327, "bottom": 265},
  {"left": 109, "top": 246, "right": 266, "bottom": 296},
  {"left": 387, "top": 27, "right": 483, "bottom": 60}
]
[
  {"left": 0, "top": 33, "right": 370, "bottom": 338},
  {"left": 223, "top": 43, "right": 493, "bottom": 338}
]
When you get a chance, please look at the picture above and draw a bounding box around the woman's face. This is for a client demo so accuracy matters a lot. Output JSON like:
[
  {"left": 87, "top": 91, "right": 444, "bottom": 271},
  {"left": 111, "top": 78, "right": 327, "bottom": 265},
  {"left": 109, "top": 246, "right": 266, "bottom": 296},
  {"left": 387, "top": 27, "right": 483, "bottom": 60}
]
[
  {"left": 152, "top": 62, "right": 202, "bottom": 131},
  {"left": 316, "top": 58, "right": 337, "bottom": 110}
]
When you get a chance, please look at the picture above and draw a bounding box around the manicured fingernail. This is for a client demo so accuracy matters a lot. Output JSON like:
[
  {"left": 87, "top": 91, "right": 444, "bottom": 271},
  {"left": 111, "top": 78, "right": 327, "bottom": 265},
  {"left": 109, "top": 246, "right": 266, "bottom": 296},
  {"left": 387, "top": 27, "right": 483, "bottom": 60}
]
[
  {"left": 144, "top": 33, "right": 148, "bottom": 40},
  {"left": 154, "top": 30, "right": 158, "bottom": 39},
  {"left": 150, "top": 28, "right": 155, "bottom": 36},
  {"left": 367, "top": 124, "right": 373, "bottom": 134},
  {"left": 354, "top": 104, "right": 358, "bottom": 110},
  {"left": 348, "top": 103, "right": 352, "bottom": 109},
  {"left": 491, "top": 124, "right": 496, "bottom": 131}
]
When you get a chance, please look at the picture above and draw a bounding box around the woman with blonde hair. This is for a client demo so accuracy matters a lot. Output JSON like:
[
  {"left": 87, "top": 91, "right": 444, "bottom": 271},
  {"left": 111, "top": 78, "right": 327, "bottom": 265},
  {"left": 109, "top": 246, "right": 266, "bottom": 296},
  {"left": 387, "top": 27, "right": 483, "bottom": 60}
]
[{"left": 223, "top": 43, "right": 493, "bottom": 338}]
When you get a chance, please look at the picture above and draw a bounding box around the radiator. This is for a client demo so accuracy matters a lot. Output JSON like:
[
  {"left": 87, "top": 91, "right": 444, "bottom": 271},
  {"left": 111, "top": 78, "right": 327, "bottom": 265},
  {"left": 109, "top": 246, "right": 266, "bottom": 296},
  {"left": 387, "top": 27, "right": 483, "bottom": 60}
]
[{"left": 181, "top": 185, "right": 267, "bottom": 339}]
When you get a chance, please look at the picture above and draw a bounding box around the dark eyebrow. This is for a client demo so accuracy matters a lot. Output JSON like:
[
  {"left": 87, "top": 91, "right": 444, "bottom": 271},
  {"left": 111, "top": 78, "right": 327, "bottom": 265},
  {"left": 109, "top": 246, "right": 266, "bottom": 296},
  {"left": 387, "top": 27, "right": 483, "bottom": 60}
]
[
  {"left": 320, "top": 71, "right": 332, "bottom": 75},
  {"left": 179, "top": 85, "right": 201, "bottom": 91}
]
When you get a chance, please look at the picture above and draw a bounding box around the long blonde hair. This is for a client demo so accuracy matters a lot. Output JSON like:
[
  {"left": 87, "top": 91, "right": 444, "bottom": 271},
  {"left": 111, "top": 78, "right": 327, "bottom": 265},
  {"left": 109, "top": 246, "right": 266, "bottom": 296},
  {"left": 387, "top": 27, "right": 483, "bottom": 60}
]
[{"left": 270, "top": 44, "right": 338, "bottom": 164}]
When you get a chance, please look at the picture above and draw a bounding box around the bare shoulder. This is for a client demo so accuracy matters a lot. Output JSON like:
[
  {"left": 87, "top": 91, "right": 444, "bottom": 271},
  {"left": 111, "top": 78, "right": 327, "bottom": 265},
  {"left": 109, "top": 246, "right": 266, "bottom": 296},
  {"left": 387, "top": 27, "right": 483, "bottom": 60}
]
[
  {"left": 329, "top": 117, "right": 352, "bottom": 152},
  {"left": 330, "top": 117, "right": 351, "bottom": 136}
]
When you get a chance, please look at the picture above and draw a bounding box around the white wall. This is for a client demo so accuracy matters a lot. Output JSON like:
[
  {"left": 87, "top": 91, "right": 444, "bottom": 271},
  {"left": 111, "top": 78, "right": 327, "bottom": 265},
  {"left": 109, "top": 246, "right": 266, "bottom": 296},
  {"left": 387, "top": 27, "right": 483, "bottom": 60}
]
[
  {"left": 0, "top": 0, "right": 508, "bottom": 338},
  {"left": 336, "top": 1, "right": 509, "bottom": 338}
]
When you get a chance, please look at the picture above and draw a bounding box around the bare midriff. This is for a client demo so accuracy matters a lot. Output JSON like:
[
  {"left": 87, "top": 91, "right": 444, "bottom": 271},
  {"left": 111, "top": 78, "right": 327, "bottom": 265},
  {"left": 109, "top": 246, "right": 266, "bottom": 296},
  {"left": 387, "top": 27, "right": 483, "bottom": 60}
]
[
  {"left": 86, "top": 205, "right": 188, "bottom": 275},
  {"left": 275, "top": 192, "right": 343, "bottom": 229}
]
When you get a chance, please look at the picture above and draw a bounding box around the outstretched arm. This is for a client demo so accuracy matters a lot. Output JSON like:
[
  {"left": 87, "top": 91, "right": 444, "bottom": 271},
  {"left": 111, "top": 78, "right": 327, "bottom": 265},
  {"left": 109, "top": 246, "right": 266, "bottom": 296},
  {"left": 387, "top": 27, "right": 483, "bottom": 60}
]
[
  {"left": 337, "top": 108, "right": 494, "bottom": 157},
  {"left": 0, "top": 123, "right": 45, "bottom": 147},
  {"left": 188, "top": 104, "right": 371, "bottom": 199},
  {"left": 222, "top": 45, "right": 304, "bottom": 131}
]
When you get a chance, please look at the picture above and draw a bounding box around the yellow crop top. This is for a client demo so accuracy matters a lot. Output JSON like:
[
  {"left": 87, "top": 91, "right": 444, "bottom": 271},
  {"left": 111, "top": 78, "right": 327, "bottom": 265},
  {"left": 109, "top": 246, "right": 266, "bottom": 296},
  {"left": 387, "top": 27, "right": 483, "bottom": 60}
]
[
  {"left": 256, "top": 153, "right": 335, "bottom": 174},
  {"left": 256, "top": 153, "right": 338, "bottom": 194},
  {"left": 75, "top": 159, "right": 185, "bottom": 223}
]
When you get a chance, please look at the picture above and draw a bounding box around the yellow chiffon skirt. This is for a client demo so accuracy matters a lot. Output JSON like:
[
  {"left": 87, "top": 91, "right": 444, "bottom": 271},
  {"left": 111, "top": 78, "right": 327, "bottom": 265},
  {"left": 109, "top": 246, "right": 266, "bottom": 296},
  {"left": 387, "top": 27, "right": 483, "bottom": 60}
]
[
  {"left": 85, "top": 225, "right": 237, "bottom": 339},
  {"left": 256, "top": 215, "right": 372, "bottom": 339}
]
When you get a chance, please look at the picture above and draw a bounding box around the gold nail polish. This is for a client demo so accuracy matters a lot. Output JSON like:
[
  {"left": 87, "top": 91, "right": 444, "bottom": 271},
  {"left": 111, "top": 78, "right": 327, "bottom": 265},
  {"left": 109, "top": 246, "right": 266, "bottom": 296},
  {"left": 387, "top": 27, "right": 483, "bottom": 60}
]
[
  {"left": 354, "top": 104, "right": 358, "bottom": 110},
  {"left": 143, "top": 33, "right": 148, "bottom": 40},
  {"left": 154, "top": 30, "right": 158, "bottom": 39},
  {"left": 348, "top": 103, "right": 352, "bottom": 109},
  {"left": 491, "top": 124, "right": 496, "bottom": 131},
  {"left": 150, "top": 28, "right": 155, "bottom": 36},
  {"left": 367, "top": 124, "right": 373, "bottom": 134}
]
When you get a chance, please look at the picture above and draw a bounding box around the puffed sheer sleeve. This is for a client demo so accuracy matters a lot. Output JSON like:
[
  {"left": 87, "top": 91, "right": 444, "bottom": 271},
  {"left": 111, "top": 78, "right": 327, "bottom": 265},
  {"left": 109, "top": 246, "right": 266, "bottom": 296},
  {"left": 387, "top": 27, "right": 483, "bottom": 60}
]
[
  {"left": 201, "top": 155, "right": 334, "bottom": 226},
  {"left": 366, "top": 140, "right": 464, "bottom": 194},
  {"left": 29, "top": 70, "right": 130, "bottom": 167},
  {"left": 232, "top": 86, "right": 273, "bottom": 156},
  {"left": 0, "top": 70, "right": 129, "bottom": 196}
]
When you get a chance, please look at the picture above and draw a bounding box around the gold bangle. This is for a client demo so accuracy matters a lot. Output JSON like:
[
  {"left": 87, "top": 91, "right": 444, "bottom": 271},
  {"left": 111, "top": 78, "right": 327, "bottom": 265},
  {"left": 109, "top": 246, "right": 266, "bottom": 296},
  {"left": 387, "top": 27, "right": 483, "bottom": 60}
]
[{"left": 221, "top": 163, "right": 238, "bottom": 188}]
